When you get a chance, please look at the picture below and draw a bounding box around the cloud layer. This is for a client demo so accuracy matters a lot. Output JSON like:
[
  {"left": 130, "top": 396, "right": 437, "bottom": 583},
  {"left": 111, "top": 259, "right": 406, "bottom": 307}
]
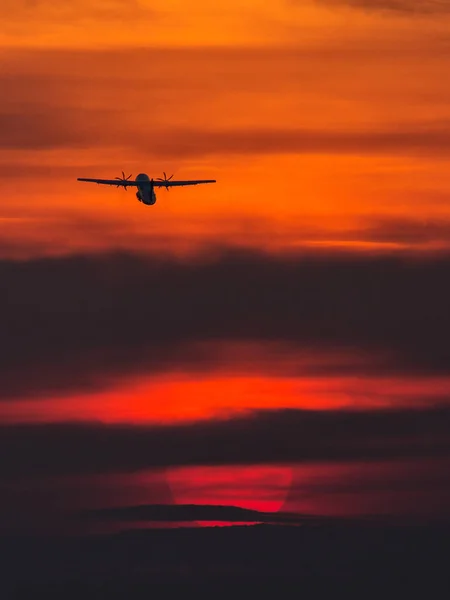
[
  {"left": 2, "top": 251, "right": 450, "bottom": 400},
  {"left": 1, "top": 406, "right": 449, "bottom": 478},
  {"left": 2, "top": 45, "right": 450, "bottom": 159},
  {"left": 3, "top": 112, "right": 450, "bottom": 158}
]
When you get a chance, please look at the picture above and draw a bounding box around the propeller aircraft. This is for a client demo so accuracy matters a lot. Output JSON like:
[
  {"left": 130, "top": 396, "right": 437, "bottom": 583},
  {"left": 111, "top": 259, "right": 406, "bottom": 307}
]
[{"left": 77, "top": 172, "right": 216, "bottom": 205}]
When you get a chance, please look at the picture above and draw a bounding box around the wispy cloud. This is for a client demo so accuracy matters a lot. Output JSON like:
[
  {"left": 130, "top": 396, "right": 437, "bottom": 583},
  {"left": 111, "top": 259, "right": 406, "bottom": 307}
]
[
  {"left": 314, "top": 0, "right": 450, "bottom": 15},
  {"left": 2, "top": 45, "right": 450, "bottom": 158},
  {"left": 4, "top": 0, "right": 153, "bottom": 22},
  {"left": 3, "top": 107, "right": 450, "bottom": 157}
]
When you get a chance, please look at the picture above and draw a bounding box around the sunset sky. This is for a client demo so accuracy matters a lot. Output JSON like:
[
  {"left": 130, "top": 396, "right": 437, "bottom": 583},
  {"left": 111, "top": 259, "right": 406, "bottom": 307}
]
[{"left": 2, "top": 0, "right": 450, "bottom": 533}]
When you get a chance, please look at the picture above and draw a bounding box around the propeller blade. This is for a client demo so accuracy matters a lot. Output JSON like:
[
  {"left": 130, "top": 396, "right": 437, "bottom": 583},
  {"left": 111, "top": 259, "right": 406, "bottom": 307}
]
[{"left": 156, "top": 172, "right": 174, "bottom": 188}]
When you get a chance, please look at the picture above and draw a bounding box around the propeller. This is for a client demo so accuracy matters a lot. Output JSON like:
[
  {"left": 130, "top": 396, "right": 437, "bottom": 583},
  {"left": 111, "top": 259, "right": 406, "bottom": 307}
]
[
  {"left": 156, "top": 172, "right": 174, "bottom": 191},
  {"left": 115, "top": 171, "right": 133, "bottom": 191}
]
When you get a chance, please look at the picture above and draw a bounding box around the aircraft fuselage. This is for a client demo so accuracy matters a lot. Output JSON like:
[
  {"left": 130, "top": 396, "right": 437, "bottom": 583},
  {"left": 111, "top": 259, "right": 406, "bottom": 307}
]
[{"left": 135, "top": 173, "right": 157, "bottom": 205}]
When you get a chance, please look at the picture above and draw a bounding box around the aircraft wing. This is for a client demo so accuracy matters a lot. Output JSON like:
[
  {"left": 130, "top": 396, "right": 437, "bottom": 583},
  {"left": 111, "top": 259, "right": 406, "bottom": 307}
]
[
  {"left": 77, "top": 178, "right": 216, "bottom": 187},
  {"left": 152, "top": 179, "right": 216, "bottom": 187},
  {"left": 77, "top": 178, "right": 140, "bottom": 187}
]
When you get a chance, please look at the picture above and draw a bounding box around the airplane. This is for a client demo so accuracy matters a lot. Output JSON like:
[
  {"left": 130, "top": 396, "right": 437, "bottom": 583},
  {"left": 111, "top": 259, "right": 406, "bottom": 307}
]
[{"left": 77, "top": 171, "right": 216, "bottom": 206}]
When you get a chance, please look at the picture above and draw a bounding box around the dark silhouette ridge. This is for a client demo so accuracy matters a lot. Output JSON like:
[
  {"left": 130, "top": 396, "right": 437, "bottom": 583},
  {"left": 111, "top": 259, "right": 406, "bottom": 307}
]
[
  {"left": 77, "top": 503, "right": 448, "bottom": 526},
  {"left": 76, "top": 503, "right": 310, "bottom": 524}
]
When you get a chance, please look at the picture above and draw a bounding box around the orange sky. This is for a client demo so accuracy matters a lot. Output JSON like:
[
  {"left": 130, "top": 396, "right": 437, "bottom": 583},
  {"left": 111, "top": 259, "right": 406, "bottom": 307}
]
[{"left": 3, "top": 1, "right": 450, "bottom": 257}]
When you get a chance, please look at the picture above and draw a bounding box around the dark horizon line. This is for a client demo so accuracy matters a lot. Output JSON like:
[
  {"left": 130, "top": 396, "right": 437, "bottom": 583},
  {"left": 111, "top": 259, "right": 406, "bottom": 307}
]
[
  {"left": 74, "top": 503, "right": 450, "bottom": 526},
  {"left": 76, "top": 503, "right": 308, "bottom": 524}
]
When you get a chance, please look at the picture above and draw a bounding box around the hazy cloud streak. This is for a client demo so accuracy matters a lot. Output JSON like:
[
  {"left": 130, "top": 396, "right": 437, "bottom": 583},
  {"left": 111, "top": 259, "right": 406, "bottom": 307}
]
[
  {"left": 4, "top": 0, "right": 152, "bottom": 22},
  {"left": 3, "top": 114, "right": 450, "bottom": 157},
  {"left": 314, "top": 0, "right": 450, "bottom": 15}
]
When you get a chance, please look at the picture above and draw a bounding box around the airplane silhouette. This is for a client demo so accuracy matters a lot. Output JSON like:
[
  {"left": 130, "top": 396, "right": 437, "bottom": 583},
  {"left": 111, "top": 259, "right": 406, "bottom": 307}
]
[{"left": 77, "top": 172, "right": 216, "bottom": 205}]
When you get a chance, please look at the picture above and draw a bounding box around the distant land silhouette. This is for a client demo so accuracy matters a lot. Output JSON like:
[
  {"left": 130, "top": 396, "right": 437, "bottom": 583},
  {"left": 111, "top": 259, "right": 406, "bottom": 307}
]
[
  {"left": 76, "top": 503, "right": 311, "bottom": 524},
  {"left": 3, "top": 518, "right": 449, "bottom": 597}
]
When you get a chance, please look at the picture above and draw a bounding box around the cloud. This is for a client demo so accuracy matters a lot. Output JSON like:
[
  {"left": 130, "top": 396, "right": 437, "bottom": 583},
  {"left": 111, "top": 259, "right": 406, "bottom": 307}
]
[
  {"left": 2, "top": 250, "right": 450, "bottom": 400},
  {"left": 136, "top": 126, "right": 450, "bottom": 160},
  {"left": 1, "top": 41, "right": 449, "bottom": 187},
  {"left": 2, "top": 46, "right": 450, "bottom": 159},
  {"left": 314, "top": 0, "right": 450, "bottom": 15},
  {"left": 358, "top": 218, "right": 450, "bottom": 245},
  {"left": 0, "top": 108, "right": 93, "bottom": 151},
  {"left": 1, "top": 407, "right": 449, "bottom": 479},
  {"left": 3, "top": 111, "right": 450, "bottom": 157},
  {"left": 4, "top": 0, "right": 152, "bottom": 22}
]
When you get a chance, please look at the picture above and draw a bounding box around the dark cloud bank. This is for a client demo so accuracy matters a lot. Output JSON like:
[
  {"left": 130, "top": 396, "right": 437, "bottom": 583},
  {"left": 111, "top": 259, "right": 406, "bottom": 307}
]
[
  {"left": 1, "top": 407, "right": 449, "bottom": 478},
  {"left": 2, "top": 250, "right": 450, "bottom": 400}
]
